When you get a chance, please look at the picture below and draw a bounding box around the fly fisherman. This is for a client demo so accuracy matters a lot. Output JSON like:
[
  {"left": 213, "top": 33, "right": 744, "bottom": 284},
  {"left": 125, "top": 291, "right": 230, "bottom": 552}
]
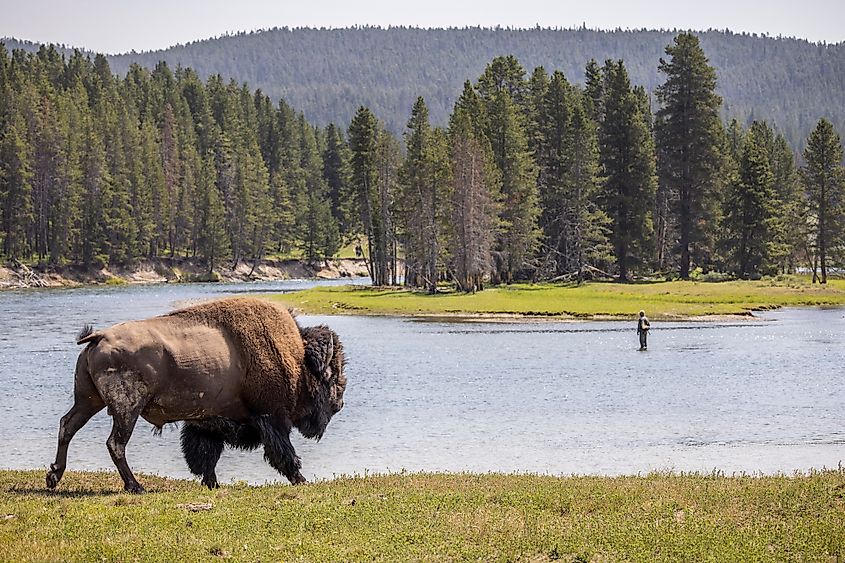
[{"left": 637, "top": 310, "right": 650, "bottom": 350}]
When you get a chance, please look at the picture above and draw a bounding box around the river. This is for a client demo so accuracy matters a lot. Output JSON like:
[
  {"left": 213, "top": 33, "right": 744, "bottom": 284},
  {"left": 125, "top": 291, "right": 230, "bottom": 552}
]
[{"left": 1, "top": 280, "right": 843, "bottom": 485}]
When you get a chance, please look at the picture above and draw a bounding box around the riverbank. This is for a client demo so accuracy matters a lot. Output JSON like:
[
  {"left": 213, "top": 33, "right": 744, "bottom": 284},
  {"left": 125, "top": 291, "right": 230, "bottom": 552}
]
[
  {"left": 269, "top": 277, "right": 845, "bottom": 319},
  {"left": 0, "top": 257, "right": 369, "bottom": 289},
  {"left": 1, "top": 469, "right": 842, "bottom": 561}
]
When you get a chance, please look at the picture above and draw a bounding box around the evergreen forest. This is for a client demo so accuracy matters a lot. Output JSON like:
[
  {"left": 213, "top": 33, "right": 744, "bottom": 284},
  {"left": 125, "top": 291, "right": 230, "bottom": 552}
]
[{"left": 1, "top": 32, "right": 844, "bottom": 288}]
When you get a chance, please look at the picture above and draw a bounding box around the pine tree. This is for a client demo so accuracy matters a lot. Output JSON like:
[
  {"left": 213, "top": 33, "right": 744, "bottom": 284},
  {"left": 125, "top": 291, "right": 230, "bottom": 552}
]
[
  {"left": 376, "top": 126, "right": 401, "bottom": 285},
  {"left": 31, "top": 92, "right": 62, "bottom": 262},
  {"left": 759, "top": 126, "right": 802, "bottom": 273},
  {"left": 0, "top": 43, "right": 9, "bottom": 131},
  {"left": 122, "top": 106, "right": 149, "bottom": 261},
  {"left": 447, "top": 83, "right": 501, "bottom": 292},
  {"left": 95, "top": 94, "right": 135, "bottom": 264},
  {"left": 269, "top": 100, "right": 305, "bottom": 256},
  {"left": 583, "top": 59, "right": 603, "bottom": 122},
  {"left": 398, "top": 97, "right": 431, "bottom": 288},
  {"left": 535, "top": 70, "right": 574, "bottom": 273},
  {"left": 322, "top": 123, "right": 353, "bottom": 239},
  {"left": 79, "top": 121, "right": 111, "bottom": 267},
  {"left": 172, "top": 97, "right": 200, "bottom": 259},
  {"left": 476, "top": 55, "right": 527, "bottom": 106},
  {"left": 298, "top": 118, "right": 339, "bottom": 262},
  {"left": 524, "top": 66, "right": 549, "bottom": 156},
  {"left": 348, "top": 106, "right": 390, "bottom": 285},
  {"left": 722, "top": 124, "right": 776, "bottom": 277},
  {"left": 801, "top": 118, "right": 845, "bottom": 283},
  {"left": 0, "top": 112, "right": 34, "bottom": 260},
  {"left": 50, "top": 90, "right": 84, "bottom": 264},
  {"left": 398, "top": 96, "right": 451, "bottom": 292},
  {"left": 196, "top": 152, "right": 230, "bottom": 273},
  {"left": 159, "top": 103, "right": 179, "bottom": 256},
  {"left": 536, "top": 71, "right": 611, "bottom": 280},
  {"left": 139, "top": 120, "right": 164, "bottom": 258},
  {"left": 655, "top": 33, "right": 724, "bottom": 278},
  {"left": 597, "top": 60, "right": 657, "bottom": 281},
  {"left": 267, "top": 172, "right": 294, "bottom": 255},
  {"left": 241, "top": 141, "right": 273, "bottom": 268},
  {"left": 477, "top": 57, "right": 539, "bottom": 283},
  {"left": 567, "top": 97, "right": 613, "bottom": 277},
  {"left": 427, "top": 129, "right": 451, "bottom": 288}
]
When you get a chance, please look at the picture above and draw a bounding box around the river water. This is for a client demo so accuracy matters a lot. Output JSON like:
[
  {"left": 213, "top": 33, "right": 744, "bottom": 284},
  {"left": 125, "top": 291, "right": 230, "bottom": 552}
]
[{"left": 1, "top": 280, "right": 843, "bottom": 485}]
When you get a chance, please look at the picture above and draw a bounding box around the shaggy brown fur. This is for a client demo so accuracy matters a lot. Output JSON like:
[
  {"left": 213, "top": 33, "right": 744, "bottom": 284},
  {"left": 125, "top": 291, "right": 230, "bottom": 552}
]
[
  {"left": 47, "top": 297, "right": 346, "bottom": 493},
  {"left": 166, "top": 298, "right": 306, "bottom": 419}
]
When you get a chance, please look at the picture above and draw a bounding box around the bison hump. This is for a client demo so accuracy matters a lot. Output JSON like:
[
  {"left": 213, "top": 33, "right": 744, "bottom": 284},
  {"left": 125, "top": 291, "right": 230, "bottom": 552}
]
[{"left": 166, "top": 298, "right": 304, "bottom": 386}]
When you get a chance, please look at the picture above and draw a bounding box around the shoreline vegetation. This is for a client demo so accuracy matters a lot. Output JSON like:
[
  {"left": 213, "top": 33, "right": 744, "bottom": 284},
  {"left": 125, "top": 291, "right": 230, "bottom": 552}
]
[
  {"left": 0, "top": 257, "right": 369, "bottom": 290},
  {"left": 1, "top": 469, "right": 843, "bottom": 560},
  {"left": 5, "top": 265, "right": 843, "bottom": 322},
  {"left": 269, "top": 277, "right": 845, "bottom": 320}
]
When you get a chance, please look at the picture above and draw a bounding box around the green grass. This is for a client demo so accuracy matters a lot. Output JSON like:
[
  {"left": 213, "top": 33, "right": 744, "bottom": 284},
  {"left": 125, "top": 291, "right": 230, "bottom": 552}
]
[
  {"left": 103, "top": 276, "right": 127, "bottom": 286},
  {"left": 334, "top": 235, "right": 368, "bottom": 259},
  {"left": 1, "top": 470, "right": 843, "bottom": 561},
  {"left": 261, "top": 235, "right": 372, "bottom": 261},
  {"left": 268, "top": 277, "right": 845, "bottom": 319}
]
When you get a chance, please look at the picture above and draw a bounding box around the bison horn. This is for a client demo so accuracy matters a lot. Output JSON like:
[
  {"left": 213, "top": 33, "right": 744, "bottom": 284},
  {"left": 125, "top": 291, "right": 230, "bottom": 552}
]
[
  {"left": 303, "top": 326, "right": 334, "bottom": 380},
  {"left": 325, "top": 336, "right": 334, "bottom": 367}
]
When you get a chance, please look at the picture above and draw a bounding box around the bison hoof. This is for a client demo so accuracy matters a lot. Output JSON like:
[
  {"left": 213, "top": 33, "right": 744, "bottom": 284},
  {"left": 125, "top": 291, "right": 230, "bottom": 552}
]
[
  {"left": 46, "top": 466, "right": 62, "bottom": 490},
  {"left": 124, "top": 482, "right": 145, "bottom": 494},
  {"left": 202, "top": 478, "right": 219, "bottom": 490},
  {"left": 290, "top": 472, "right": 307, "bottom": 485}
]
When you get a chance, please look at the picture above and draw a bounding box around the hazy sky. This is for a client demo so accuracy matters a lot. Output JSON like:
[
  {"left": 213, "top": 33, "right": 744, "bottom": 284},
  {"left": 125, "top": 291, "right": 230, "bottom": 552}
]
[{"left": 2, "top": 0, "right": 843, "bottom": 53}]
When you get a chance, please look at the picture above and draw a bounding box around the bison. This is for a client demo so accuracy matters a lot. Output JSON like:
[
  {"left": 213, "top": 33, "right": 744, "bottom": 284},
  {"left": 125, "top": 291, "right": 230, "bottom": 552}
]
[{"left": 46, "top": 297, "right": 347, "bottom": 493}]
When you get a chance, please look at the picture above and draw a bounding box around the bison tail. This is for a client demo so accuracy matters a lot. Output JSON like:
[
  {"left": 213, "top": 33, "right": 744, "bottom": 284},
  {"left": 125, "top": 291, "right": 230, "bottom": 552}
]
[{"left": 76, "top": 324, "right": 103, "bottom": 346}]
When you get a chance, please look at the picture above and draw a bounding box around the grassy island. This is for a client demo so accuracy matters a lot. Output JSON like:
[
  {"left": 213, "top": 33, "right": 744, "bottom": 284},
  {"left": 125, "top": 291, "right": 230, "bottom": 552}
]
[
  {"left": 268, "top": 277, "right": 845, "bottom": 319},
  {"left": 1, "top": 469, "right": 843, "bottom": 561}
]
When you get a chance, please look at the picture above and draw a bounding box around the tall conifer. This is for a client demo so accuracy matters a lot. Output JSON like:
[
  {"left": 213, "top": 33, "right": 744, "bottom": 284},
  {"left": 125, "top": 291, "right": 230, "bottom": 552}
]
[
  {"left": 655, "top": 33, "right": 724, "bottom": 278},
  {"left": 801, "top": 119, "right": 845, "bottom": 283},
  {"left": 597, "top": 60, "right": 657, "bottom": 281}
]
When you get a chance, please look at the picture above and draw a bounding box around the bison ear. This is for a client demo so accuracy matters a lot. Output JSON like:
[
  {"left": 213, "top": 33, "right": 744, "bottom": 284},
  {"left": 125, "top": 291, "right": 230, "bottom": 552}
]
[{"left": 302, "top": 327, "right": 334, "bottom": 380}]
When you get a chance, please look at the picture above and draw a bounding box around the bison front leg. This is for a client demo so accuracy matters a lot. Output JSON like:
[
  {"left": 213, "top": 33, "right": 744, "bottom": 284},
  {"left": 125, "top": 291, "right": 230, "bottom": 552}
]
[
  {"left": 181, "top": 424, "right": 224, "bottom": 489},
  {"left": 255, "top": 416, "right": 306, "bottom": 485}
]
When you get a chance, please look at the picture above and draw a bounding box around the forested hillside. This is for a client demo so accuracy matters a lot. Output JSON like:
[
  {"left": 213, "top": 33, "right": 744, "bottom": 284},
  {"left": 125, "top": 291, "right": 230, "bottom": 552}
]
[{"left": 6, "top": 27, "right": 843, "bottom": 147}]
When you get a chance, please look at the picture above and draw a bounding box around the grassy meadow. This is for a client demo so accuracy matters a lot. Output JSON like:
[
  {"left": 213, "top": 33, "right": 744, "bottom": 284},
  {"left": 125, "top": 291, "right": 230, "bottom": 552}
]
[
  {"left": 1, "top": 469, "right": 844, "bottom": 561},
  {"left": 268, "top": 277, "right": 845, "bottom": 319}
]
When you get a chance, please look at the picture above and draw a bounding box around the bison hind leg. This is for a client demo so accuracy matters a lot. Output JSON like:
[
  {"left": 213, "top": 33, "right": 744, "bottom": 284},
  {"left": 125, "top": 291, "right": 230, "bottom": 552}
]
[
  {"left": 47, "top": 393, "right": 105, "bottom": 490},
  {"left": 47, "top": 357, "right": 106, "bottom": 490},
  {"left": 181, "top": 423, "right": 223, "bottom": 489}
]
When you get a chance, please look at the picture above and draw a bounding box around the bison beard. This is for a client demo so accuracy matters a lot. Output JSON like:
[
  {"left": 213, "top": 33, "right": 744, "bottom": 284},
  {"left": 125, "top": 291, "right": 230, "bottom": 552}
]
[{"left": 46, "top": 298, "right": 346, "bottom": 493}]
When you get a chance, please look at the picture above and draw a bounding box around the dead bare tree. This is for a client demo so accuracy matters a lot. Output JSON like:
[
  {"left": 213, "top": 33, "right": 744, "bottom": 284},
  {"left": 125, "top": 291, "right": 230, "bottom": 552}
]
[{"left": 448, "top": 135, "right": 497, "bottom": 292}]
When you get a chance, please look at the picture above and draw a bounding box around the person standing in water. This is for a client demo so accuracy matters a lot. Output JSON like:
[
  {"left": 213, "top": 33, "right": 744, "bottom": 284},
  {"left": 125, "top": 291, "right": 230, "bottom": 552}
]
[{"left": 637, "top": 310, "right": 650, "bottom": 350}]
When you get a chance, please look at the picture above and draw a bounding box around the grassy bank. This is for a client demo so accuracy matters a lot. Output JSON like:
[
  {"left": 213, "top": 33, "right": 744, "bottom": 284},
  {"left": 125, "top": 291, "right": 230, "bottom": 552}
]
[
  {"left": 1, "top": 470, "right": 843, "bottom": 561},
  {"left": 269, "top": 277, "right": 845, "bottom": 319}
]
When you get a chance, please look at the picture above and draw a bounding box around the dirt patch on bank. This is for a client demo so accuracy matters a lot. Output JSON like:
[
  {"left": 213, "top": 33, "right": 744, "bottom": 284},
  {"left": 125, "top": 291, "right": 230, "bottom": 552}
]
[{"left": 0, "top": 258, "right": 370, "bottom": 289}]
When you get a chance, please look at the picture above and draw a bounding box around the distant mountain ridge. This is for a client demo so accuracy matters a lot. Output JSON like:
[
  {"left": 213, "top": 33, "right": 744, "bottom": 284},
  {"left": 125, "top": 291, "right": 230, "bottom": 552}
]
[{"left": 4, "top": 27, "right": 845, "bottom": 147}]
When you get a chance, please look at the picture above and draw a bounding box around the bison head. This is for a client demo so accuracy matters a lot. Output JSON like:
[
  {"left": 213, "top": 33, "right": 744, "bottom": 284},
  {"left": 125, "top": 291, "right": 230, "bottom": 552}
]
[{"left": 297, "top": 326, "right": 347, "bottom": 440}]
